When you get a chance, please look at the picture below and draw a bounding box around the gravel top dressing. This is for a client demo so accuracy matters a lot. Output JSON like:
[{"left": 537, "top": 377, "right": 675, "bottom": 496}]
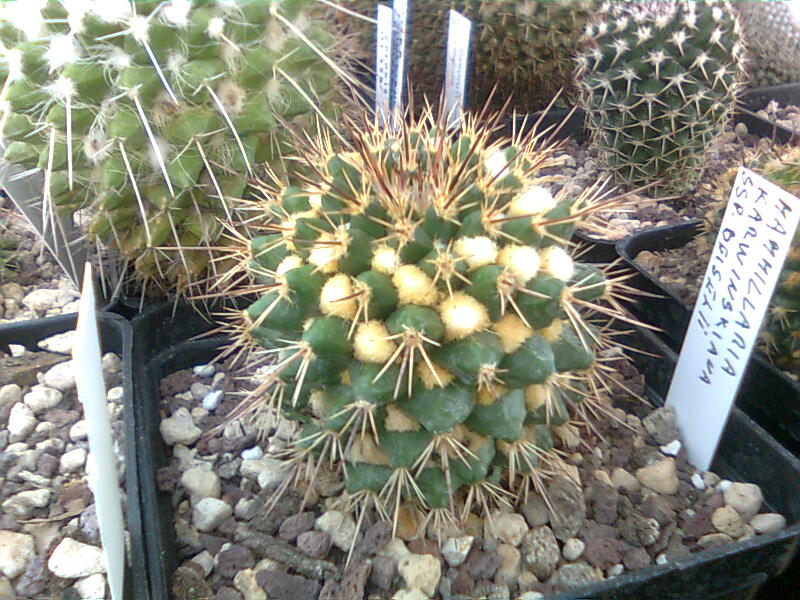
[{"left": 156, "top": 349, "right": 788, "bottom": 600}]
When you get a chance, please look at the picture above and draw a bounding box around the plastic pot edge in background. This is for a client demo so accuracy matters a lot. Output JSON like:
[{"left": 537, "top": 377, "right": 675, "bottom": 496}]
[
  {"left": 131, "top": 301, "right": 800, "bottom": 600},
  {"left": 0, "top": 312, "right": 143, "bottom": 600},
  {"left": 616, "top": 222, "right": 800, "bottom": 458}
]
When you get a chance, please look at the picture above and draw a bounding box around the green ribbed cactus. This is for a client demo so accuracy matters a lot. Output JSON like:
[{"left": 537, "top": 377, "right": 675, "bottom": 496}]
[
  {"left": 221, "top": 107, "right": 627, "bottom": 531},
  {"left": 0, "top": 0, "right": 349, "bottom": 292},
  {"left": 736, "top": 1, "right": 800, "bottom": 88},
  {"left": 704, "top": 147, "right": 800, "bottom": 370},
  {"left": 576, "top": 1, "right": 745, "bottom": 197},
  {"left": 342, "top": 0, "right": 596, "bottom": 113}
]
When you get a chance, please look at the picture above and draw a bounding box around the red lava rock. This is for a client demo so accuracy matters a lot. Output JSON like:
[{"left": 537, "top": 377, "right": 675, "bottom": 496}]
[
  {"left": 355, "top": 521, "right": 392, "bottom": 559},
  {"left": 160, "top": 370, "right": 194, "bottom": 397},
  {"left": 42, "top": 408, "right": 79, "bottom": 427},
  {"left": 451, "top": 569, "right": 474, "bottom": 595},
  {"left": 704, "top": 491, "right": 725, "bottom": 509},
  {"left": 586, "top": 480, "right": 619, "bottom": 526},
  {"left": 296, "top": 530, "right": 332, "bottom": 559},
  {"left": 256, "top": 567, "right": 321, "bottom": 600},
  {"left": 622, "top": 546, "right": 651, "bottom": 570},
  {"left": 640, "top": 494, "right": 677, "bottom": 527},
  {"left": 36, "top": 452, "right": 58, "bottom": 478},
  {"left": 215, "top": 587, "right": 241, "bottom": 600},
  {"left": 278, "top": 512, "right": 317, "bottom": 542},
  {"left": 679, "top": 507, "right": 716, "bottom": 540},
  {"left": 369, "top": 556, "right": 395, "bottom": 591},
  {"left": 578, "top": 520, "right": 618, "bottom": 542},
  {"left": 199, "top": 533, "right": 229, "bottom": 555},
  {"left": 582, "top": 537, "right": 623, "bottom": 570},
  {"left": 332, "top": 561, "right": 371, "bottom": 600},
  {"left": 463, "top": 547, "right": 500, "bottom": 580},
  {"left": 215, "top": 544, "right": 255, "bottom": 578}
]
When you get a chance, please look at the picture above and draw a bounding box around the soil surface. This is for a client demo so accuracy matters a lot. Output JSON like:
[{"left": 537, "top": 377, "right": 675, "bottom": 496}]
[
  {"left": 157, "top": 346, "right": 788, "bottom": 600},
  {"left": 0, "top": 337, "right": 125, "bottom": 598}
]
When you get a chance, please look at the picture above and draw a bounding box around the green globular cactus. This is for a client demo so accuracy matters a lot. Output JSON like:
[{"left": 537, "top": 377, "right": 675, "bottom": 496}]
[
  {"left": 736, "top": 1, "right": 800, "bottom": 88},
  {"left": 0, "top": 0, "right": 350, "bottom": 293},
  {"left": 704, "top": 147, "right": 800, "bottom": 370},
  {"left": 342, "top": 0, "right": 596, "bottom": 113},
  {"left": 576, "top": 1, "right": 745, "bottom": 197},
  {"left": 223, "top": 107, "right": 626, "bottom": 533}
]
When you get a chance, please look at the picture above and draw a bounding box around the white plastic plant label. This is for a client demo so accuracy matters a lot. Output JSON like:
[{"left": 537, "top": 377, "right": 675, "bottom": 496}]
[
  {"left": 375, "top": 4, "right": 393, "bottom": 128},
  {"left": 666, "top": 166, "right": 800, "bottom": 471},
  {"left": 391, "top": 0, "right": 409, "bottom": 126},
  {"left": 444, "top": 10, "right": 472, "bottom": 128},
  {"left": 73, "top": 263, "right": 126, "bottom": 600}
]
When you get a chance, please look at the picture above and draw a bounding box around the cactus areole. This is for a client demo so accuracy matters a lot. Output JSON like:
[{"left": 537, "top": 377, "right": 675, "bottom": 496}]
[
  {"left": 224, "top": 108, "right": 628, "bottom": 532},
  {"left": 0, "top": 0, "right": 346, "bottom": 292}
]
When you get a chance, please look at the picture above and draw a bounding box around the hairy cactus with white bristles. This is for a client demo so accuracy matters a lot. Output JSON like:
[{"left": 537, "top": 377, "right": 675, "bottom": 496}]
[
  {"left": 0, "top": 0, "right": 353, "bottom": 293},
  {"left": 217, "top": 107, "right": 631, "bottom": 533},
  {"left": 576, "top": 1, "right": 745, "bottom": 197}
]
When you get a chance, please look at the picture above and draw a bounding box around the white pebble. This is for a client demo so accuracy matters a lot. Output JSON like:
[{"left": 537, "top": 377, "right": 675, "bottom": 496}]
[
  {"left": 750, "top": 513, "right": 787, "bottom": 535},
  {"left": 37, "top": 330, "right": 76, "bottom": 355},
  {"left": 660, "top": 440, "right": 681, "bottom": 456},
  {"left": 608, "top": 563, "right": 624, "bottom": 576},
  {"left": 193, "top": 364, "right": 216, "bottom": 378},
  {"left": 202, "top": 389, "right": 223, "bottom": 411},
  {"left": 193, "top": 498, "right": 233, "bottom": 532},
  {"left": 718, "top": 479, "right": 732, "bottom": 491},
  {"left": 691, "top": 473, "right": 706, "bottom": 490},
  {"left": 9, "top": 344, "right": 26, "bottom": 357},
  {"left": 655, "top": 554, "right": 668, "bottom": 565},
  {"left": 190, "top": 382, "right": 211, "bottom": 401},
  {"left": 107, "top": 386, "right": 124, "bottom": 403},
  {"left": 241, "top": 446, "right": 264, "bottom": 460},
  {"left": 70, "top": 420, "right": 89, "bottom": 441},
  {"left": 60, "top": 448, "right": 88, "bottom": 473},
  {"left": 8, "top": 403, "right": 37, "bottom": 441},
  {"left": 43, "top": 360, "right": 76, "bottom": 391},
  {"left": 48, "top": 538, "right": 106, "bottom": 578}
]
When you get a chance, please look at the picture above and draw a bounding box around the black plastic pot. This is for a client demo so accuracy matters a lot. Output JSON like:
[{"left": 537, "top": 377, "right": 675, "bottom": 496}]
[
  {"left": 130, "top": 301, "right": 800, "bottom": 600},
  {"left": 617, "top": 222, "right": 800, "bottom": 459},
  {"left": 0, "top": 312, "right": 142, "bottom": 599}
]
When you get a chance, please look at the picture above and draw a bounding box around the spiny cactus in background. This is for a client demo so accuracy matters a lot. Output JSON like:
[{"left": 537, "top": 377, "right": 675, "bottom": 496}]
[
  {"left": 217, "top": 107, "right": 632, "bottom": 534},
  {"left": 340, "top": 0, "right": 596, "bottom": 113},
  {"left": 0, "top": 0, "right": 354, "bottom": 294},
  {"left": 576, "top": 1, "right": 745, "bottom": 197},
  {"left": 704, "top": 147, "right": 800, "bottom": 370},
  {"left": 736, "top": 1, "right": 800, "bottom": 88}
]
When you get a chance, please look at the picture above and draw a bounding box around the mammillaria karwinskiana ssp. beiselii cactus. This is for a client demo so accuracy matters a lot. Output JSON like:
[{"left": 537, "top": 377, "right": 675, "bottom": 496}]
[
  {"left": 216, "top": 107, "right": 634, "bottom": 536},
  {"left": 703, "top": 146, "right": 800, "bottom": 371},
  {"left": 576, "top": 1, "right": 745, "bottom": 197},
  {"left": 0, "top": 0, "right": 354, "bottom": 294}
]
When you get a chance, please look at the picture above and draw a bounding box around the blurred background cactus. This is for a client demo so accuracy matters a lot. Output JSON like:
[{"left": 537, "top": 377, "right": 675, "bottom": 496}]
[
  {"left": 576, "top": 0, "right": 745, "bottom": 198},
  {"left": 736, "top": 0, "right": 800, "bottom": 88},
  {"left": 704, "top": 146, "right": 800, "bottom": 371},
  {"left": 340, "top": 0, "right": 596, "bottom": 114},
  {"left": 214, "top": 107, "right": 630, "bottom": 533},
  {"left": 0, "top": 0, "right": 357, "bottom": 296}
]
